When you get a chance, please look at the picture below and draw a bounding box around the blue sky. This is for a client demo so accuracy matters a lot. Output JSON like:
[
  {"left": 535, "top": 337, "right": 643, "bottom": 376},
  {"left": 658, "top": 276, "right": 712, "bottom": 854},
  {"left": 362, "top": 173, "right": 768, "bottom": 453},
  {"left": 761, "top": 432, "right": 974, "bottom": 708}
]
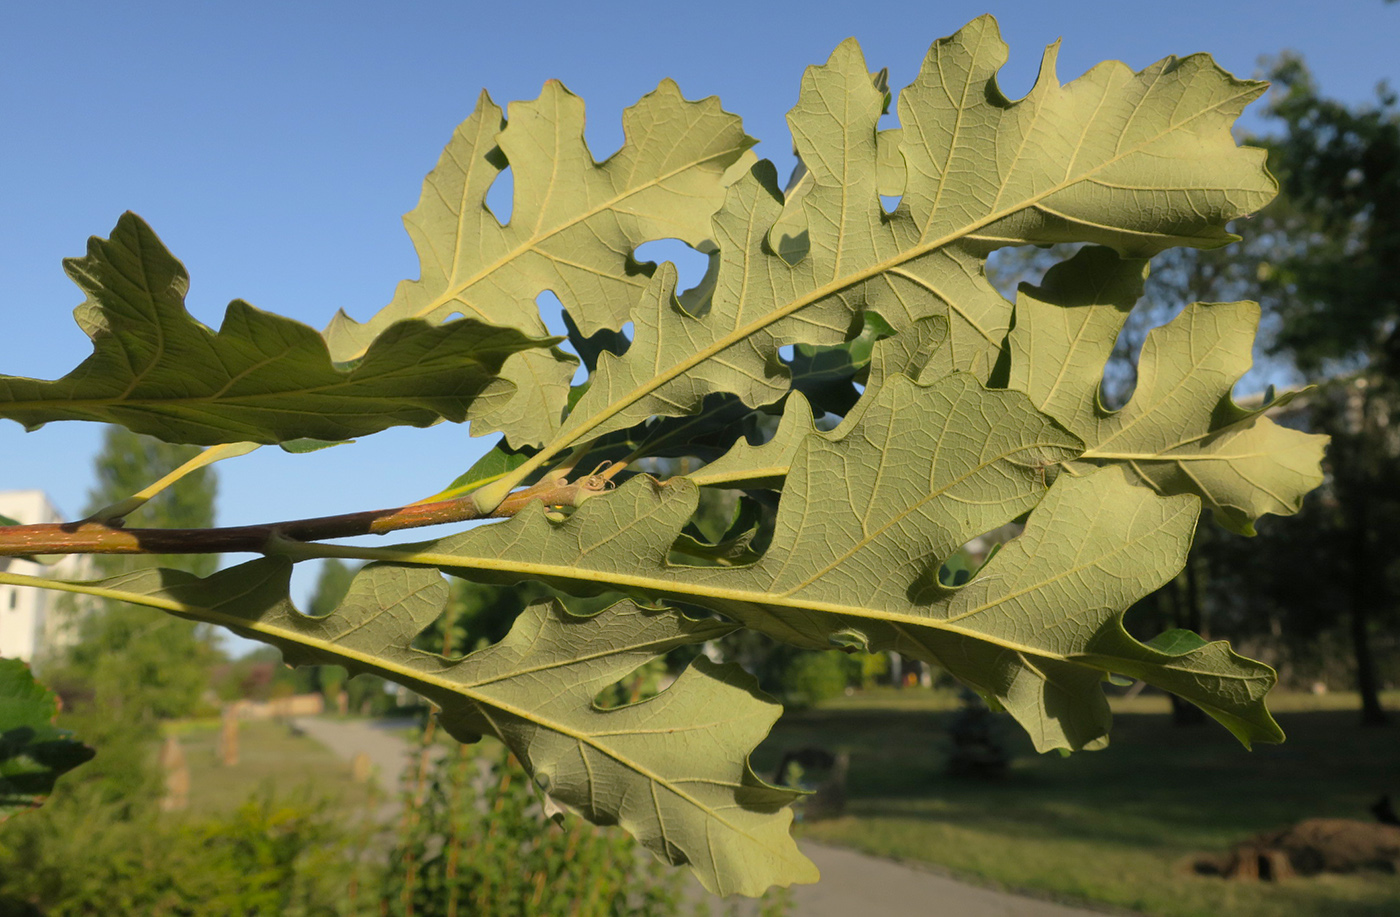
[{"left": 2, "top": 0, "right": 1396, "bottom": 560}]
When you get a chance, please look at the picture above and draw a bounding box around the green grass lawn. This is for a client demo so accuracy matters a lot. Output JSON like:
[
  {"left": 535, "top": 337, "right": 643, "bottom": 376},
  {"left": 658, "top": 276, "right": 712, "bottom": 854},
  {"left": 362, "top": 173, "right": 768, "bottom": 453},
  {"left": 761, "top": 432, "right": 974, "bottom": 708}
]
[
  {"left": 168, "top": 718, "right": 376, "bottom": 816},
  {"left": 755, "top": 690, "right": 1400, "bottom": 917}
]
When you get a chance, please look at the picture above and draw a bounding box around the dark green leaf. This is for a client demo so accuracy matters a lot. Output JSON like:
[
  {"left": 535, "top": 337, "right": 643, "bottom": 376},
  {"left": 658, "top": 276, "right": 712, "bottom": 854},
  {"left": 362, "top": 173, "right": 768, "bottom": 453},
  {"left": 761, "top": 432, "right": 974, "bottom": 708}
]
[
  {"left": 0, "top": 658, "right": 94, "bottom": 821},
  {"left": 0, "top": 214, "right": 550, "bottom": 446}
]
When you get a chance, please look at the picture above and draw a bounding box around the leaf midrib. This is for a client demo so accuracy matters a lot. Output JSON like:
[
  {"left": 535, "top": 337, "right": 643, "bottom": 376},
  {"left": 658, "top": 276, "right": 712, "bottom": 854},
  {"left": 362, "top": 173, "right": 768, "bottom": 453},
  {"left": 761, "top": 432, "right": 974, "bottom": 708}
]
[
  {"left": 287, "top": 531, "right": 1166, "bottom": 671},
  {"left": 527, "top": 80, "right": 1261, "bottom": 477},
  {"left": 0, "top": 569, "right": 780, "bottom": 861}
]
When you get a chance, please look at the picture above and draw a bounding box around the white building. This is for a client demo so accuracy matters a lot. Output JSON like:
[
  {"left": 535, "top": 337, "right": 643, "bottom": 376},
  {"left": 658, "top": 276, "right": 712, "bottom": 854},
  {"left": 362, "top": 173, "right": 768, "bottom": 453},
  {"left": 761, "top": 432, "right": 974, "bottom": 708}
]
[{"left": 0, "top": 490, "right": 92, "bottom": 666}]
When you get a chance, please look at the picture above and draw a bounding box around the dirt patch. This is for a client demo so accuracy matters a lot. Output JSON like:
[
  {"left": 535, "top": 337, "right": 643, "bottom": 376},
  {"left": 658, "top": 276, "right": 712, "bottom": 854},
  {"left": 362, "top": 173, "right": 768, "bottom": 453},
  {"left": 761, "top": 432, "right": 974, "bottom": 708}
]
[{"left": 1197, "top": 819, "right": 1400, "bottom": 880}]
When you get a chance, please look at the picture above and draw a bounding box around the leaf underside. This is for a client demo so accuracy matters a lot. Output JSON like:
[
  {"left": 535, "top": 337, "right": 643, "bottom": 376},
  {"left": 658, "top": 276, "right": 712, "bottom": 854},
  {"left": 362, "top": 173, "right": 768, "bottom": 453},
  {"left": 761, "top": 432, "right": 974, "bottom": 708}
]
[
  {"left": 387, "top": 371, "right": 1283, "bottom": 753},
  {"left": 543, "top": 16, "right": 1281, "bottom": 463},
  {"left": 1004, "top": 246, "right": 1327, "bottom": 535},
  {"left": 322, "top": 80, "right": 756, "bottom": 446},
  {"left": 0, "top": 13, "right": 1331, "bottom": 899},
  {"left": 78, "top": 560, "right": 814, "bottom": 896}
]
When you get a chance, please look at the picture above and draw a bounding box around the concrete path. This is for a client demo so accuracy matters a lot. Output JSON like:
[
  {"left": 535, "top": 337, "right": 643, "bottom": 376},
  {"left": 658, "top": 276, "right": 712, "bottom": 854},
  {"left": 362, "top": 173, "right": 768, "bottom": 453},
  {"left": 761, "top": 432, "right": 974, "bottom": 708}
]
[
  {"left": 295, "top": 716, "right": 1113, "bottom": 917},
  {"left": 294, "top": 716, "right": 420, "bottom": 790},
  {"left": 792, "top": 843, "right": 1109, "bottom": 916}
]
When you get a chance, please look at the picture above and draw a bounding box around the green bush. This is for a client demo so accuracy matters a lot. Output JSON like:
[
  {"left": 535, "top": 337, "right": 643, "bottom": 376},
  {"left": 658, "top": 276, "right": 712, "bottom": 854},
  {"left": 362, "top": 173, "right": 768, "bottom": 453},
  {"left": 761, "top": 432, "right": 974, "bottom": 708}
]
[
  {"left": 0, "top": 717, "right": 351, "bottom": 917},
  {"left": 370, "top": 728, "right": 684, "bottom": 917},
  {"left": 779, "top": 651, "right": 857, "bottom": 707}
]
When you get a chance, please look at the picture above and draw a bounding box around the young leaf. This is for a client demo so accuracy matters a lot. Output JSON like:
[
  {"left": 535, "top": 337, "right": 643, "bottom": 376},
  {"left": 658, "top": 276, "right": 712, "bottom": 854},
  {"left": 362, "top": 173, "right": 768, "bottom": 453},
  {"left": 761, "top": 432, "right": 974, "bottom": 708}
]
[
  {"left": 687, "top": 393, "right": 818, "bottom": 490},
  {"left": 1004, "top": 246, "right": 1328, "bottom": 534},
  {"left": 688, "top": 314, "right": 948, "bottom": 489},
  {"left": 0, "top": 214, "right": 547, "bottom": 446},
  {"left": 0, "top": 658, "right": 95, "bottom": 821},
  {"left": 66, "top": 559, "right": 814, "bottom": 895}
]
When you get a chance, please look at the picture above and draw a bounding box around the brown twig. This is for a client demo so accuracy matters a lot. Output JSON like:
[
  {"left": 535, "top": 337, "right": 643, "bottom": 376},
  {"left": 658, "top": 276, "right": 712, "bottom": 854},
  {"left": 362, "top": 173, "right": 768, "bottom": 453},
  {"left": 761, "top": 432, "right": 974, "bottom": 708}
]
[{"left": 0, "top": 478, "right": 593, "bottom": 558}]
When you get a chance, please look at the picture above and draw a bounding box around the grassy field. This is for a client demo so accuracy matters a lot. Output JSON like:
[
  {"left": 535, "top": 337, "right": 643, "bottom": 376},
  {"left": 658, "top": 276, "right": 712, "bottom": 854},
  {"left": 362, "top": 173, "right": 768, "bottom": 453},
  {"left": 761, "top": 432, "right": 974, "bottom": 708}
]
[
  {"left": 167, "top": 718, "right": 377, "bottom": 816},
  {"left": 752, "top": 689, "right": 1400, "bottom": 917}
]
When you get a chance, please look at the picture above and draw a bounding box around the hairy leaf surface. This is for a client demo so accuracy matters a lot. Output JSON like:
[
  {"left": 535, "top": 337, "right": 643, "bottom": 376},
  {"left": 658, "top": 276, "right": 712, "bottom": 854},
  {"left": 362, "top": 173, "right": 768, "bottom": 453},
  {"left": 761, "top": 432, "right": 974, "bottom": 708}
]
[
  {"left": 1005, "top": 246, "right": 1328, "bottom": 534},
  {"left": 69, "top": 559, "right": 813, "bottom": 895},
  {"left": 0, "top": 215, "right": 545, "bottom": 445}
]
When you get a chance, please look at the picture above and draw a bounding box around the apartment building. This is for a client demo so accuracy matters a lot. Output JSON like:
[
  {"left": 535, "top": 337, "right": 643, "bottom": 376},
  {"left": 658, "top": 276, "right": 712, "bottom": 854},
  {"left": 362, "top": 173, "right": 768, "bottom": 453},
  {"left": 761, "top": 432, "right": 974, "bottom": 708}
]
[{"left": 0, "top": 490, "right": 91, "bottom": 666}]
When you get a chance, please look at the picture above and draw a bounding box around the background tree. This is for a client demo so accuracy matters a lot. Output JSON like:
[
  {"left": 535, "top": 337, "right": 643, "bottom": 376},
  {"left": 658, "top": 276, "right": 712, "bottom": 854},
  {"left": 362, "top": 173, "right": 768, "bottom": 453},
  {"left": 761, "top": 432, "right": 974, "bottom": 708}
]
[
  {"left": 1252, "top": 57, "right": 1400, "bottom": 725},
  {"left": 49, "top": 427, "right": 222, "bottom": 724}
]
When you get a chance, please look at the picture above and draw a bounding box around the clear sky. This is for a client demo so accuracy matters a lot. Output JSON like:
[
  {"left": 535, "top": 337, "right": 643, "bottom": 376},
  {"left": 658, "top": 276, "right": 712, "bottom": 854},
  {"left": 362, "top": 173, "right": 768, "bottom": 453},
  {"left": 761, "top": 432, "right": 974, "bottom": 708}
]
[{"left": 2, "top": 0, "right": 1396, "bottom": 555}]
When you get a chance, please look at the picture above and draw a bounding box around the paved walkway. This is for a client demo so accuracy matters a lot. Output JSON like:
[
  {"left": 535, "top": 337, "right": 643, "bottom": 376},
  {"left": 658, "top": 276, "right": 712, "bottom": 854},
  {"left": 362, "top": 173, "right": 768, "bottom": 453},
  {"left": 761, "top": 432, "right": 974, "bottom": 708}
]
[
  {"left": 295, "top": 716, "right": 1113, "bottom": 917},
  {"left": 295, "top": 716, "right": 420, "bottom": 789}
]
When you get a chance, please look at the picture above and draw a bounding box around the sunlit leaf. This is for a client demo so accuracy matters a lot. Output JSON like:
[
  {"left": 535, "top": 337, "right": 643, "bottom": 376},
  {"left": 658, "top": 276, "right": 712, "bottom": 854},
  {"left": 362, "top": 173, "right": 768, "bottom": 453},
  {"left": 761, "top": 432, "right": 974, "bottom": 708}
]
[
  {"left": 67, "top": 560, "right": 816, "bottom": 896},
  {"left": 323, "top": 82, "right": 754, "bottom": 446},
  {"left": 512, "top": 17, "right": 1276, "bottom": 490},
  {"left": 1004, "top": 246, "right": 1328, "bottom": 534}
]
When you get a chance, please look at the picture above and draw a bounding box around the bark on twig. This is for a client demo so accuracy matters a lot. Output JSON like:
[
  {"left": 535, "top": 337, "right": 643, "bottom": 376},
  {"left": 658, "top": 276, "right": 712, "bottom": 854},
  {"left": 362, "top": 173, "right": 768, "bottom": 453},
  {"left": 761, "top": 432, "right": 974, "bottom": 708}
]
[{"left": 0, "top": 479, "right": 591, "bottom": 558}]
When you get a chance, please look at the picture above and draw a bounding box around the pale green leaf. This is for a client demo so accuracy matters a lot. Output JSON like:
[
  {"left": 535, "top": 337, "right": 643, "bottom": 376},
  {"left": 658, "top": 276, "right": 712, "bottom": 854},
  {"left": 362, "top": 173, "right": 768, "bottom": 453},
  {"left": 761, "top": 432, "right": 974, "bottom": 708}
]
[
  {"left": 379, "top": 370, "right": 1283, "bottom": 751},
  {"left": 920, "top": 469, "right": 1280, "bottom": 750},
  {"left": 0, "top": 214, "right": 546, "bottom": 446},
  {"left": 1005, "top": 246, "right": 1328, "bottom": 534},
  {"left": 1001, "top": 246, "right": 1148, "bottom": 424},
  {"left": 69, "top": 559, "right": 814, "bottom": 896},
  {"left": 502, "top": 17, "right": 1276, "bottom": 497},
  {"left": 435, "top": 603, "right": 812, "bottom": 896},
  {"left": 323, "top": 82, "right": 753, "bottom": 445},
  {"left": 688, "top": 314, "right": 948, "bottom": 489},
  {"left": 898, "top": 19, "right": 1273, "bottom": 254},
  {"left": 465, "top": 347, "right": 580, "bottom": 448}
]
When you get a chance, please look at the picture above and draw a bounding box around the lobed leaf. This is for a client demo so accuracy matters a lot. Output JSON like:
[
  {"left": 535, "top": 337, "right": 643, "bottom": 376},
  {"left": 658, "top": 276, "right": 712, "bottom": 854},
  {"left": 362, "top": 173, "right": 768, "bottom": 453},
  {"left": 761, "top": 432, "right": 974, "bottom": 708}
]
[
  {"left": 686, "top": 393, "right": 818, "bottom": 490},
  {"left": 688, "top": 314, "right": 948, "bottom": 489},
  {"left": 75, "top": 559, "right": 814, "bottom": 896},
  {"left": 0, "top": 18, "right": 1325, "bottom": 897},
  {"left": 1004, "top": 246, "right": 1328, "bottom": 534},
  {"left": 323, "top": 81, "right": 754, "bottom": 446},
  {"left": 0, "top": 214, "right": 546, "bottom": 446},
  {"left": 502, "top": 16, "right": 1278, "bottom": 498},
  {"left": 373, "top": 370, "right": 1281, "bottom": 751}
]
